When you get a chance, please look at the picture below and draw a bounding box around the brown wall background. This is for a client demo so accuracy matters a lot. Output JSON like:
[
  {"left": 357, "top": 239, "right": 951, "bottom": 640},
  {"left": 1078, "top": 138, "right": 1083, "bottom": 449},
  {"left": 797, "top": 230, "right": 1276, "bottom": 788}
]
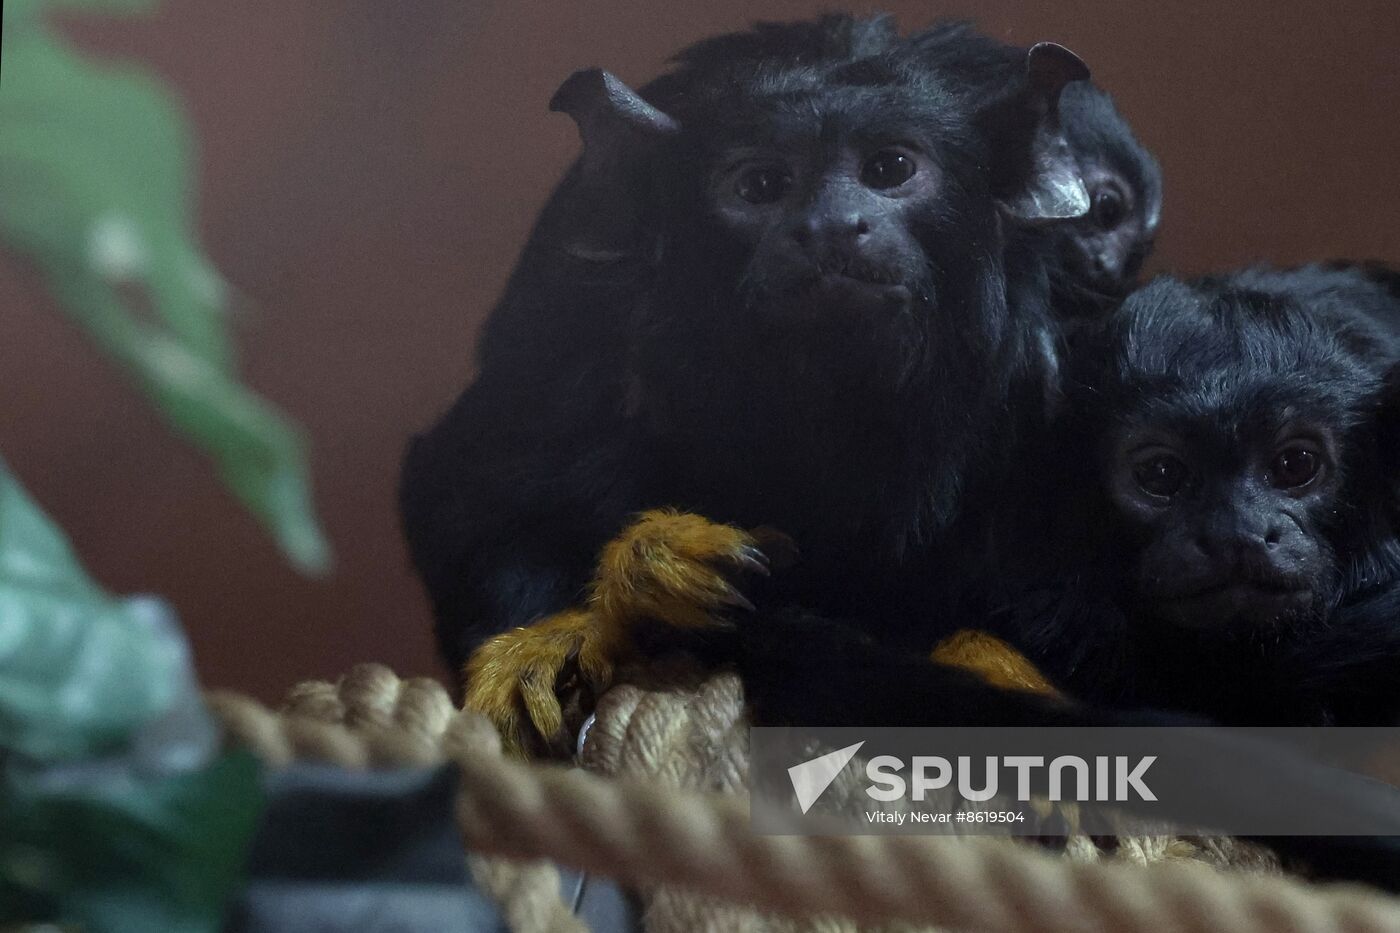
[{"left": 1, "top": 1, "right": 1397, "bottom": 701}]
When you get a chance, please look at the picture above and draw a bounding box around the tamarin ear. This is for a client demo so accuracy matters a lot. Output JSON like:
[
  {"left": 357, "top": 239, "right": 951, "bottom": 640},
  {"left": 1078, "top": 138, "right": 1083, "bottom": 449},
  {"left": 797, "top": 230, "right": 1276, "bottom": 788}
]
[
  {"left": 549, "top": 69, "right": 680, "bottom": 262},
  {"left": 550, "top": 69, "right": 680, "bottom": 169},
  {"left": 1024, "top": 42, "right": 1091, "bottom": 96},
  {"left": 985, "top": 43, "right": 1093, "bottom": 225}
]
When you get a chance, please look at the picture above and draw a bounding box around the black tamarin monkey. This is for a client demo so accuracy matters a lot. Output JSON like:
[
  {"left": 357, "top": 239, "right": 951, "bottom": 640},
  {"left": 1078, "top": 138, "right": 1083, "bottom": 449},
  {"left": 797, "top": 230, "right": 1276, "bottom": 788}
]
[
  {"left": 402, "top": 17, "right": 1168, "bottom": 692},
  {"left": 1052, "top": 82, "right": 1162, "bottom": 307},
  {"left": 401, "top": 15, "right": 1100, "bottom": 694},
  {"left": 400, "top": 17, "right": 1400, "bottom": 883},
  {"left": 716, "top": 264, "right": 1400, "bottom": 729},
  {"left": 663, "top": 18, "right": 1165, "bottom": 305},
  {"left": 682, "top": 265, "right": 1400, "bottom": 888},
  {"left": 984, "top": 264, "right": 1400, "bottom": 726},
  {"left": 909, "top": 22, "right": 1162, "bottom": 313}
]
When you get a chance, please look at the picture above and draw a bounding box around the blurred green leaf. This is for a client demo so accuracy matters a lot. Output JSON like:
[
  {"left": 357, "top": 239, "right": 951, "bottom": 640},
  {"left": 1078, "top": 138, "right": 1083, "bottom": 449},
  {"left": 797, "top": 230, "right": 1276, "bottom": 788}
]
[
  {"left": 0, "top": 458, "right": 184, "bottom": 760},
  {"left": 52, "top": 276, "right": 331, "bottom": 573},
  {"left": 0, "top": 463, "right": 262, "bottom": 931},
  {"left": 0, "top": 7, "right": 331, "bottom": 573},
  {"left": 0, "top": 750, "right": 264, "bottom": 933},
  {"left": 1, "top": 5, "right": 290, "bottom": 925}
]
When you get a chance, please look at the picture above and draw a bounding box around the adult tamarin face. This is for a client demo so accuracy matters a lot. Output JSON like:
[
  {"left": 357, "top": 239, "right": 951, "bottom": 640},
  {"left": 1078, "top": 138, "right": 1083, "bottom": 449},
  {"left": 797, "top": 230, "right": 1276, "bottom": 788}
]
[
  {"left": 650, "top": 70, "right": 1004, "bottom": 385},
  {"left": 551, "top": 42, "right": 1092, "bottom": 386},
  {"left": 696, "top": 88, "right": 959, "bottom": 324}
]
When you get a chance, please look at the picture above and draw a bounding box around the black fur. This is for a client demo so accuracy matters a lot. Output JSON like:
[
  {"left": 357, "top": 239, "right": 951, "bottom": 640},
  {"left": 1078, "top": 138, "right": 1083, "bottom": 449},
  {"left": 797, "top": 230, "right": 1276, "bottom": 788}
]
[
  {"left": 721, "top": 266, "right": 1400, "bottom": 887},
  {"left": 908, "top": 22, "right": 1163, "bottom": 314},
  {"left": 984, "top": 265, "right": 1400, "bottom": 725},
  {"left": 401, "top": 15, "right": 1101, "bottom": 670},
  {"left": 720, "top": 607, "right": 1400, "bottom": 889},
  {"left": 396, "top": 17, "right": 1400, "bottom": 883}
]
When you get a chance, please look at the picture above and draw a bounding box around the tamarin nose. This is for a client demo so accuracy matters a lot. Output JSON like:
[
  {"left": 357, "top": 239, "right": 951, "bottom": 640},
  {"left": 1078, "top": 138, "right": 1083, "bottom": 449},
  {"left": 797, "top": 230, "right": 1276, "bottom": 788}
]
[
  {"left": 840, "top": 213, "right": 872, "bottom": 238},
  {"left": 1195, "top": 524, "right": 1281, "bottom": 563},
  {"left": 792, "top": 213, "right": 870, "bottom": 249}
]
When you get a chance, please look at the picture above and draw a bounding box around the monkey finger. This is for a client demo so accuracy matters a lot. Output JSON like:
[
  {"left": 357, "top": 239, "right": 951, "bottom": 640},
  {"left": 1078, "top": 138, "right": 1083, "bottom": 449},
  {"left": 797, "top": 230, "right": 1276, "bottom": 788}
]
[
  {"left": 747, "top": 526, "right": 800, "bottom": 571},
  {"left": 733, "top": 545, "right": 771, "bottom": 577},
  {"left": 464, "top": 675, "right": 530, "bottom": 758},
  {"left": 574, "top": 638, "right": 618, "bottom": 692},
  {"left": 716, "top": 582, "right": 757, "bottom": 613},
  {"left": 519, "top": 663, "right": 567, "bottom": 744}
]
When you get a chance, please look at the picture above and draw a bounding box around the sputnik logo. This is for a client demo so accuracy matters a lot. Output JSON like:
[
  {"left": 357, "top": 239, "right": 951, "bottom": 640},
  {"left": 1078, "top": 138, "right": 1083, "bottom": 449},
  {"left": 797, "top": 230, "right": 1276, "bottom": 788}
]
[{"left": 788, "top": 741, "right": 865, "bottom": 814}]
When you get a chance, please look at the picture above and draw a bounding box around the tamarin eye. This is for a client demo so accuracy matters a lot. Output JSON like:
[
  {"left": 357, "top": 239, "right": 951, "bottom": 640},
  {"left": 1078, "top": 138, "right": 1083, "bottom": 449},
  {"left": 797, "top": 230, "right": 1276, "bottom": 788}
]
[
  {"left": 736, "top": 166, "right": 792, "bottom": 204},
  {"left": 1271, "top": 445, "right": 1322, "bottom": 490},
  {"left": 1133, "top": 454, "right": 1188, "bottom": 499},
  {"left": 861, "top": 150, "right": 916, "bottom": 190},
  {"left": 1091, "top": 188, "right": 1127, "bottom": 229}
]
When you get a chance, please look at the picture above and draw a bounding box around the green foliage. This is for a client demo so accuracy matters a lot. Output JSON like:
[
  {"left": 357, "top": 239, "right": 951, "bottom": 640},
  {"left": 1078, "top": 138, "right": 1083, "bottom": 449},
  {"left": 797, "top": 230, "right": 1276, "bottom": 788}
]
[
  {"left": 0, "top": 450, "right": 262, "bottom": 930},
  {"left": 0, "top": 449, "right": 264, "bottom": 932},
  {"left": 0, "top": 750, "right": 264, "bottom": 933},
  {"left": 0, "top": 5, "right": 299, "bottom": 924},
  {"left": 0, "top": 458, "right": 185, "bottom": 760},
  {"left": 0, "top": 0, "right": 331, "bottom": 573}
]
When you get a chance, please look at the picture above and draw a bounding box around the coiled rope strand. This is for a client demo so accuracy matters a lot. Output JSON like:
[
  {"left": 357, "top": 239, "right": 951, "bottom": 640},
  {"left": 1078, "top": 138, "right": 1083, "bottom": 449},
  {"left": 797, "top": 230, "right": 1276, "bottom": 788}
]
[
  {"left": 208, "top": 668, "right": 1400, "bottom": 933},
  {"left": 450, "top": 748, "right": 1400, "bottom": 933}
]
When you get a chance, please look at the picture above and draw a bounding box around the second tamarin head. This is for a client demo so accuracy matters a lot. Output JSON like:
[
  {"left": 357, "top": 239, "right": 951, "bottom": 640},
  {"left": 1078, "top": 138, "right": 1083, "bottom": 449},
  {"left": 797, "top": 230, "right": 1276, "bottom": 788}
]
[
  {"left": 1071, "top": 271, "right": 1398, "bottom": 624},
  {"left": 1051, "top": 82, "right": 1162, "bottom": 304},
  {"left": 908, "top": 21, "right": 1163, "bottom": 312},
  {"left": 1006, "top": 265, "right": 1400, "bottom": 722}
]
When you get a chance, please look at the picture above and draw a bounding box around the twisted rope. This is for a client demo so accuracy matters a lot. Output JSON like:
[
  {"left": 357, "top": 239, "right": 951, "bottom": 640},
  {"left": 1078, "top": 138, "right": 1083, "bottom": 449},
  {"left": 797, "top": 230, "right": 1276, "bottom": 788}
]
[
  {"left": 208, "top": 667, "right": 586, "bottom": 933},
  {"left": 208, "top": 665, "right": 1400, "bottom": 933}
]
